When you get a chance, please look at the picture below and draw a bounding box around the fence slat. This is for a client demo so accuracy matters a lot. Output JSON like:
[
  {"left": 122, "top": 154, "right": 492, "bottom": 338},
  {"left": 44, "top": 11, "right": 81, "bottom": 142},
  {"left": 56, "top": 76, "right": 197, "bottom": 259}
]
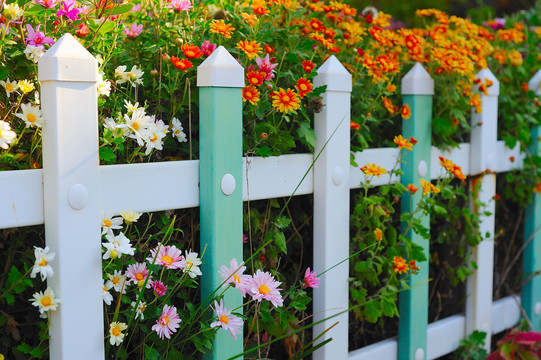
[
  {"left": 398, "top": 62, "right": 434, "bottom": 360},
  {"left": 466, "top": 68, "right": 499, "bottom": 350},
  {"left": 313, "top": 55, "right": 352, "bottom": 359},
  {"left": 38, "top": 33, "right": 103, "bottom": 359},
  {"left": 522, "top": 69, "right": 541, "bottom": 330},
  {"left": 197, "top": 46, "right": 244, "bottom": 359}
]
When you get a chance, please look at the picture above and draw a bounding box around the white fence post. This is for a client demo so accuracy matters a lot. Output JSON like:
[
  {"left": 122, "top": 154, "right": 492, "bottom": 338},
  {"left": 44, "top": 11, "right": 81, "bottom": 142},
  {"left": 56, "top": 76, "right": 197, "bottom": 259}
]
[
  {"left": 39, "top": 34, "right": 103, "bottom": 359},
  {"left": 313, "top": 55, "right": 352, "bottom": 359},
  {"left": 466, "top": 68, "right": 499, "bottom": 350}
]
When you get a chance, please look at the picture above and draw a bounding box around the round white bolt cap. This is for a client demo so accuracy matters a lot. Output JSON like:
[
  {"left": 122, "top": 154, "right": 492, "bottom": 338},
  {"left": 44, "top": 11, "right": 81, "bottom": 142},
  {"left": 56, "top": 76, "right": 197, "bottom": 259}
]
[
  {"left": 68, "top": 184, "right": 88, "bottom": 210},
  {"left": 332, "top": 166, "right": 345, "bottom": 186},
  {"left": 414, "top": 347, "right": 425, "bottom": 360},
  {"left": 221, "top": 173, "right": 236, "bottom": 195},
  {"left": 418, "top": 160, "right": 427, "bottom": 177},
  {"left": 535, "top": 302, "right": 541, "bottom": 316}
]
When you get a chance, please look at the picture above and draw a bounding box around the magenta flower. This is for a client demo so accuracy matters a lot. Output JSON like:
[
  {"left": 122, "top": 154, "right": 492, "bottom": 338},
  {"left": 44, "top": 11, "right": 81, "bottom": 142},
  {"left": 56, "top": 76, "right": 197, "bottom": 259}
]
[
  {"left": 125, "top": 262, "right": 151, "bottom": 287},
  {"left": 147, "top": 243, "right": 184, "bottom": 269},
  {"left": 219, "top": 258, "right": 250, "bottom": 296},
  {"left": 152, "top": 280, "right": 167, "bottom": 296},
  {"left": 34, "top": 0, "right": 59, "bottom": 8},
  {"left": 167, "top": 0, "right": 192, "bottom": 12},
  {"left": 152, "top": 305, "right": 181, "bottom": 340},
  {"left": 57, "top": 0, "right": 82, "bottom": 21},
  {"left": 201, "top": 40, "right": 216, "bottom": 57},
  {"left": 248, "top": 269, "right": 283, "bottom": 308},
  {"left": 26, "top": 24, "right": 55, "bottom": 48},
  {"left": 210, "top": 300, "right": 243, "bottom": 340},
  {"left": 255, "top": 54, "right": 278, "bottom": 81},
  {"left": 123, "top": 22, "right": 143, "bottom": 39},
  {"left": 302, "top": 267, "right": 320, "bottom": 289}
]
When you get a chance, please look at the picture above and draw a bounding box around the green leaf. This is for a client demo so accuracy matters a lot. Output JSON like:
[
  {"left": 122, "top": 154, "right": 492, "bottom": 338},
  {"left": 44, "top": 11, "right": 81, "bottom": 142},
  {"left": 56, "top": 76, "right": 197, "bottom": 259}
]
[
  {"left": 433, "top": 204, "right": 447, "bottom": 215},
  {"left": 17, "top": 343, "right": 32, "bottom": 354},
  {"left": 272, "top": 231, "right": 287, "bottom": 254},
  {"left": 144, "top": 346, "right": 160, "bottom": 360},
  {"left": 274, "top": 215, "right": 291, "bottom": 229},
  {"left": 256, "top": 145, "right": 272, "bottom": 157},
  {"left": 109, "top": 3, "right": 134, "bottom": 15},
  {"left": 297, "top": 121, "right": 316, "bottom": 148},
  {"left": 99, "top": 147, "right": 116, "bottom": 163}
]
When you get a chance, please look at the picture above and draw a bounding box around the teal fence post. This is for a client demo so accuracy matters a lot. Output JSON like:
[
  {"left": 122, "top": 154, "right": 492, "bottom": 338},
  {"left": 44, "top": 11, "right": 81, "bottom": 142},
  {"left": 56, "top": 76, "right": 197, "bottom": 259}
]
[
  {"left": 398, "top": 63, "right": 434, "bottom": 360},
  {"left": 197, "top": 46, "right": 244, "bottom": 359},
  {"left": 523, "top": 71, "right": 541, "bottom": 330}
]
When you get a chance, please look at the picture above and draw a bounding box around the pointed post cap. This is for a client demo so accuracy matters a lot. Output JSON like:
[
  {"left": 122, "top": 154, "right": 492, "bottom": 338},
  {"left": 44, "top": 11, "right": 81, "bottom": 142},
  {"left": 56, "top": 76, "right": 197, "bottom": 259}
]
[
  {"left": 38, "top": 33, "right": 98, "bottom": 82},
  {"left": 528, "top": 69, "right": 541, "bottom": 96},
  {"left": 401, "top": 63, "right": 434, "bottom": 95},
  {"left": 474, "top": 68, "right": 499, "bottom": 96},
  {"left": 197, "top": 46, "right": 244, "bottom": 88},
  {"left": 314, "top": 55, "right": 352, "bottom": 92}
]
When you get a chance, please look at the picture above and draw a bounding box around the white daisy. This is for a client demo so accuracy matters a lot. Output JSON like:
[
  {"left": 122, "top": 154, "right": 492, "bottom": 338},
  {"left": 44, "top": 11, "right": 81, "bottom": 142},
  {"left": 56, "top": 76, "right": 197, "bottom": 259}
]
[
  {"left": 24, "top": 45, "right": 44, "bottom": 63},
  {"left": 30, "top": 287, "right": 60, "bottom": 318},
  {"left": 14, "top": 103, "right": 44, "bottom": 128},
  {"left": 181, "top": 250, "right": 202, "bottom": 278},
  {"left": 102, "top": 280, "right": 113, "bottom": 305},
  {"left": 0, "top": 120, "right": 16, "bottom": 149},
  {"left": 97, "top": 72, "right": 111, "bottom": 97},
  {"left": 121, "top": 210, "right": 141, "bottom": 224},
  {"left": 119, "top": 108, "right": 153, "bottom": 146},
  {"left": 101, "top": 213, "right": 123, "bottom": 235},
  {"left": 102, "top": 232, "right": 135, "bottom": 259},
  {"left": 144, "top": 118, "right": 168, "bottom": 155},
  {"left": 30, "top": 246, "right": 55, "bottom": 281},
  {"left": 131, "top": 301, "right": 147, "bottom": 320},
  {"left": 170, "top": 117, "right": 187, "bottom": 143},
  {"left": 106, "top": 270, "right": 127, "bottom": 293},
  {"left": 0, "top": 78, "right": 18, "bottom": 97},
  {"left": 109, "top": 322, "right": 127, "bottom": 346}
]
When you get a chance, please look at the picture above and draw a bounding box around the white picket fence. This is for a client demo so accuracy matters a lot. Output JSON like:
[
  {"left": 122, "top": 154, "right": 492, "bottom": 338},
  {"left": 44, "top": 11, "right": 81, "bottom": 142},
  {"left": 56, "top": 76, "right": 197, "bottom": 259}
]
[{"left": 1, "top": 32, "right": 539, "bottom": 360}]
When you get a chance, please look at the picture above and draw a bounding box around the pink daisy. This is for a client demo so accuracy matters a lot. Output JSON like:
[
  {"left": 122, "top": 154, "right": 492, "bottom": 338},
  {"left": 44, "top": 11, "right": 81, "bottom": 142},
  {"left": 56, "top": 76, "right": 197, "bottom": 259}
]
[
  {"left": 248, "top": 269, "right": 283, "bottom": 308},
  {"left": 152, "top": 305, "right": 181, "bottom": 340},
  {"left": 201, "top": 40, "right": 216, "bottom": 57},
  {"left": 302, "top": 267, "right": 320, "bottom": 289},
  {"left": 167, "top": 0, "right": 192, "bottom": 12},
  {"left": 152, "top": 280, "right": 167, "bottom": 296},
  {"left": 210, "top": 299, "right": 243, "bottom": 340},
  {"left": 219, "top": 258, "right": 250, "bottom": 297},
  {"left": 255, "top": 54, "right": 278, "bottom": 81},
  {"left": 147, "top": 243, "right": 184, "bottom": 269},
  {"left": 125, "top": 262, "right": 151, "bottom": 288},
  {"left": 123, "top": 22, "right": 143, "bottom": 38}
]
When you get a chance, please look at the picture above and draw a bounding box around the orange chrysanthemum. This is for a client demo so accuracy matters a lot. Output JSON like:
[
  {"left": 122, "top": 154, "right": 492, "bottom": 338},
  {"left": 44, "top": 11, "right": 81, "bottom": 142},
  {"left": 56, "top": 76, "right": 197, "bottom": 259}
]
[
  {"left": 295, "top": 77, "right": 313, "bottom": 99},
  {"left": 374, "top": 228, "right": 383, "bottom": 241},
  {"left": 210, "top": 20, "right": 235, "bottom": 39},
  {"left": 401, "top": 104, "right": 411, "bottom": 119},
  {"left": 241, "top": 12, "right": 258, "bottom": 27},
  {"left": 181, "top": 44, "right": 204, "bottom": 59},
  {"left": 236, "top": 40, "right": 263, "bottom": 60},
  {"left": 407, "top": 184, "right": 419, "bottom": 194},
  {"left": 392, "top": 256, "right": 409, "bottom": 274},
  {"left": 534, "top": 182, "right": 541, "bottom": 193},
  {"left": 246, "top": 71, "right": 264, "bottom": 86},
  {"left": 242, "top": 85, "right": 260, "bottom": 105},
  {"left": 393, "top": 134, "right": 413, "bottom": 151},
  {"left": 171, "top": 57, "right": 193, "bottom": 71},
  {"left": 420, "top": 179, "right": 440, "bottom": 196},
  {"left": 439, "top": 156, "right": 466, "bottom": 182},
  {"left": 272, "top": 88, "right": 301, "bottom": 113},
  {"left": 350, "top": 121, "right": 360, "bottom": 130},
  {"left": 302, "top": 60, "right": 315, "bottom": 73},
  {"left": 382, "top": 97, "right": 398, "bottom": 114},
  {"left": 361, "top": 163, "right": 387, "bottom": 178}
]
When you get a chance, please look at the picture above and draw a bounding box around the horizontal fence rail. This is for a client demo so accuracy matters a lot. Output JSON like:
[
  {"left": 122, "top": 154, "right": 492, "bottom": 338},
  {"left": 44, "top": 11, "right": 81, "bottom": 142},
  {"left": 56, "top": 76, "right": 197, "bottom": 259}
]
[{"left": 1, "top": 32, "right": 540, "bottom": 360}]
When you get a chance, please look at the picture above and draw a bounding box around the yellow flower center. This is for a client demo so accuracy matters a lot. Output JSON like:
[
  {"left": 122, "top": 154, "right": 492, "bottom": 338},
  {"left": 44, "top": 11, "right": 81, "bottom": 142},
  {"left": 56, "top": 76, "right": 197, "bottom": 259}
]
[
  {"left": 186, "top": 261, "right": 193, "bottom": 269},
  {"left": 300, "top": 84, "right": 307, "bottom": 91},
  {"left": 233, "top": 274, "right": 241, "bottom": 283},
  {"left": 135, "top": 273, "right": 144, "bottom": 281},
  {"left": 132, "top": 122, "right": 139, "bottom": 131},
  {"left": 6, "top": 84, "right": 13, "bottom": 91},
  {"left": 162, "top": 255, "right": 173, "bottom": 265},
  {"left": 40, "top": 296, "right": 51, "bottom": 307},
  {"left": 104, "top": 219, "right": 112, "bottom": 227},
  {"left": 103, "top": 286, "right": 108, "bottom": 291},
  {"left": 27, "top": 113, "right": 36, "bottom": 123},
  {"left": 259, "top": 284, "right": 270, "bottom": 294},
  {"left": 220, "top": 315, "right": 229, "bottom": 324},
  {"left": 112, "top": 276, "right": 120, "bottom": 284},
  {"left": 39, "top": 258, "right": 47, "bottom": 266},
  {"left": 160, "top": 315, "right": 170, "bottom": 325},
  {"left": 150, "top": 133, "right": 157, "bottom": 142},
  {"left": 283, "top": 95, "right": 290, "bottom": 102},
  {"left": 112, "top": 327, "right": 121, "bottom": 336}
]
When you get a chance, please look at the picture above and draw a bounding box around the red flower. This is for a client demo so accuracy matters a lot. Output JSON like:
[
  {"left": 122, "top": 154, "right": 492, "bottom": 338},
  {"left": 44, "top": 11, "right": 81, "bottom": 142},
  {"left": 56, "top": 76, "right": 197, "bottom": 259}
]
[
  {"left": 264, "top": 44, "right": 274, "bottom": 53},
  {"left": 181, "top": 44, "right": 204, "bottom": 59},
  {"left": 171, "top": 57, "right": 193, "bottom": 71},
  {"left": 295, "top": 77, "right": 313, "bottom": 99},
  {"left": 350, "top": 121, "right": 360, "bottom": 130},
  {"left": 302, "top": 60, "right": 315, "bottom": 73},
  {"left": 246, "top": 71, "right": 264, "bottom": 86}
]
